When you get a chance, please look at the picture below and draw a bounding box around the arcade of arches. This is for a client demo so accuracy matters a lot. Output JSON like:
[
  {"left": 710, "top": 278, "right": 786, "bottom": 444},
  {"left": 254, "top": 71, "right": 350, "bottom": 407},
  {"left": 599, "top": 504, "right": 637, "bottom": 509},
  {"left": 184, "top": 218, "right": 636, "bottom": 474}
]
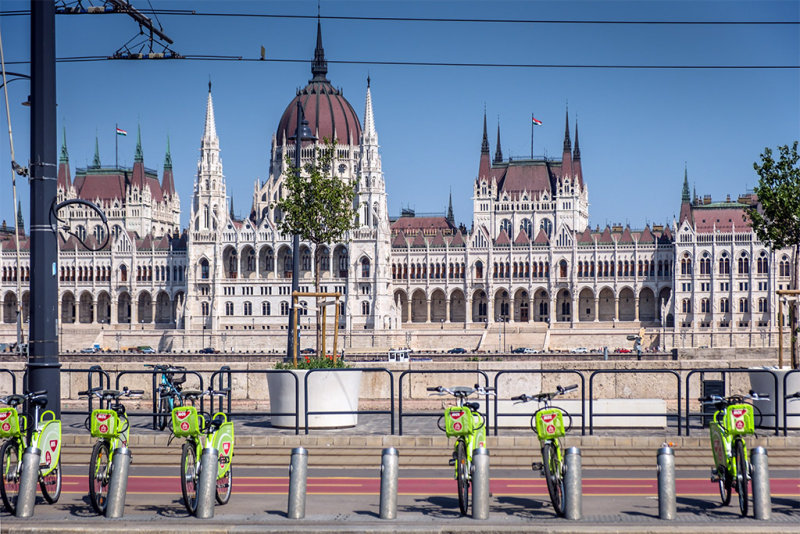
[{"left": 57, "top": 290, "right": 185, "bottom": 326}]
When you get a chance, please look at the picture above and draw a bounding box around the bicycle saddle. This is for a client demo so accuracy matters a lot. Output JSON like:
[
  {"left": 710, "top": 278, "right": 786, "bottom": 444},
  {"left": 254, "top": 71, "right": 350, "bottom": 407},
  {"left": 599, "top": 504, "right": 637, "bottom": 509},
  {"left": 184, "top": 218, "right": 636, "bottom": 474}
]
[
  {"left": 100, "top": 389, "right": 122, "bottom": 399},
  {"left": 29, "top": 395, "right": 48, "bottom": 406},
  {"left": 2, "top": 394, "right": 25, "bottom": 407},
  {"left": 182, "top": 389, "right": 203, "bottom": 399},
  {"left": 464, "top": 402, "right": 480, "bottom": 411}
]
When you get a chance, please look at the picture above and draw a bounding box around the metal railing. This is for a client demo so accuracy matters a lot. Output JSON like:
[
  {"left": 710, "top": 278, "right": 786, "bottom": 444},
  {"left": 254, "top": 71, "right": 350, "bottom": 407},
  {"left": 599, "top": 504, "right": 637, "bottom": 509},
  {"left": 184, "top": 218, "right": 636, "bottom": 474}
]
[
  {"left": 0, "top": 368, "right": 17, "bottom": 395},
  {"left": 116, "top": 368, "right": 205, "bottom": 423},
  {"left": 783, "top": 369, "right": 800, "bottom": 436},
  {"left": 493, "top": 369, "right": 586, "bottom": 436},
  {"left": 60, "top": 365, "right": 112, "bottom": 415}
]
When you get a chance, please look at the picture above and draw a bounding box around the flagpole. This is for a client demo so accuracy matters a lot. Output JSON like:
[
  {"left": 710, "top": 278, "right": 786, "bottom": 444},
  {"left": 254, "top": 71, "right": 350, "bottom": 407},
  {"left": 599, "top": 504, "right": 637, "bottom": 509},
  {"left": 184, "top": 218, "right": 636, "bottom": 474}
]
[
  {"left": 115, "top": 122, "right": 118, "bottom": 169},
  {"left": 531, "top": 113, "right": 534, "bottom": 158}
]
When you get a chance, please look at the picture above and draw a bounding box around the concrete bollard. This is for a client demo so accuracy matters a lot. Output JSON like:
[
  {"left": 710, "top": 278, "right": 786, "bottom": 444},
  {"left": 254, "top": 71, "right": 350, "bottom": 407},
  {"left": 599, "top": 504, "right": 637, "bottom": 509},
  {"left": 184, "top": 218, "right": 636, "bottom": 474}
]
[
  {"left": 564, "top": 447, "right": 582, "bottom": 520},
  {"left": 751, "top": 446, "right": 771, "bottom": 520},
  {"left": 15, "top": 446, "right": 41, "bottom": 518},
  {"left": 105, "top": 446, "right": 131, "bottom": 518},
  {"left": 288, "top": 447, "right": 308, "bottom": 519},
  {"left": 379, "top": 447, "right": 398, "bottom": 520},
  {"left": 657, "top": 446, "right": 676, "bottom": 520},
  {"left": 195, "top": 447, "right": 219, "bottom": 519},
  {"left": 471, "top": 447, "right": 490, "bottom": 520}
]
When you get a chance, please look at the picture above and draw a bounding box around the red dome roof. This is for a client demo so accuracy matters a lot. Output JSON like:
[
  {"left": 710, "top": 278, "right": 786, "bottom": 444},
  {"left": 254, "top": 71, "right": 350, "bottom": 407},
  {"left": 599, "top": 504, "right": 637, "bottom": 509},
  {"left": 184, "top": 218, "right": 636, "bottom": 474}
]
[{"left": 276, "top": 23, "right": 362, "bottom": 147}]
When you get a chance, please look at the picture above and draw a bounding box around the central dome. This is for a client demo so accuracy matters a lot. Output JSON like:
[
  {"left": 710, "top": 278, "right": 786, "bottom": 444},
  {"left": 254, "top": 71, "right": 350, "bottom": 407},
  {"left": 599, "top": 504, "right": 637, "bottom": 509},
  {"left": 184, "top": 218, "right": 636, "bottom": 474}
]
[{"left": 276, "top": 23, "right": 362, "bottom": 147}]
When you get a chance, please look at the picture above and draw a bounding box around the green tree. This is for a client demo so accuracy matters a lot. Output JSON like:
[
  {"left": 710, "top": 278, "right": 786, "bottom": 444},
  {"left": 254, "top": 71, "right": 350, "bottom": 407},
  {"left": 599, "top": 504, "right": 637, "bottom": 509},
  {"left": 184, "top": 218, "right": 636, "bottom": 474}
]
[
  {"left": 747, "top": 141, "right": 800, "bottom": 367},
  {"left": 274, "top": 139, "right": 358, "bottom": 364}
]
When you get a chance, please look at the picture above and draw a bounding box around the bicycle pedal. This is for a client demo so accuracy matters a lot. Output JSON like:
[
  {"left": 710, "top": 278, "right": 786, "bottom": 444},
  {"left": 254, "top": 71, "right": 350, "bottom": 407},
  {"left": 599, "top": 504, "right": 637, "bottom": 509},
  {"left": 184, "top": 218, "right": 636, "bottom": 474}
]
[
  {"left": 710, "top": 474, "right": 720, "bottom": 483},
  {"left": 531, "top": 462, "right": 543, "bottom": 471},
  {"left": 448, "top": 459, "right": 456, "bottom": 466}
]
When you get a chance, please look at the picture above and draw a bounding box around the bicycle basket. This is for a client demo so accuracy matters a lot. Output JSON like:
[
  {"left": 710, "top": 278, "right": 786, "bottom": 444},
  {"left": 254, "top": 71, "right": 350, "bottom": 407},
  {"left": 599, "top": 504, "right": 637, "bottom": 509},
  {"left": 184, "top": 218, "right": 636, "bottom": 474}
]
[
  {"left": 535, "top": 408, "right": 566, "bottom": 439},
  {"left": 724, "top": 403, "right": 754, "bottom": 436},
  {"left": 172, "top": 406, "right": 200, "bottom": 437},
  {"left": 444, "top": 406, "right": 474, "bottom": 437},
  {"left": 90, "top": 409, "right": 120, "bottom": 439},
  {"left": 0, "top": 407, "right": 19, "bottom": 438}
]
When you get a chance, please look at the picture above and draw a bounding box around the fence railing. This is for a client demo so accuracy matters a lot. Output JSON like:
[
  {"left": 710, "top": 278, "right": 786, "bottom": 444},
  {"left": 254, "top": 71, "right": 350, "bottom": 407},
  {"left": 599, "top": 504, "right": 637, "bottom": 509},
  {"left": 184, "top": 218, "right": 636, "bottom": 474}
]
[{"left": 783, "top": 369, "right": 800, "bottom": 436}]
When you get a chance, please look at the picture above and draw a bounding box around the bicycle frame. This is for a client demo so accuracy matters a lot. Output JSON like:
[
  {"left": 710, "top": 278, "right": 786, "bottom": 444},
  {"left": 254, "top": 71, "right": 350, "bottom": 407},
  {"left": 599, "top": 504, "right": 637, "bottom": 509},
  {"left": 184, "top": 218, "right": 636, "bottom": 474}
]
[
  {"left": 449, "top": 402, "right": 486, "bottom": 479},
  {"left": 173, "top": 406, "right": 234, "bottom": 481},
  {"left": 1, "top": 402, "right": 61, "bottom": 477},
  {"left": 709, "top": 407, "right": 748, "bottom": 480}
]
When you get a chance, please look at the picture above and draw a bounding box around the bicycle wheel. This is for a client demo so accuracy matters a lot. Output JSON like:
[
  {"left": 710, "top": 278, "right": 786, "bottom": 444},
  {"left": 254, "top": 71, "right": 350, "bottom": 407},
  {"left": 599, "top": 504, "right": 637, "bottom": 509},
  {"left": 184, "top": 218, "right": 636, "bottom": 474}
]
[
  {"left": 0, "top": 439, "right": 21, "bottom": 514},
  {"left": 39, "top": 458, "right": 62, "bottom": 504},
  {"left": 215, "top": 464, "right": 232, "bottom": 505},
  {"left": 157, "top": 391, "right": 172, "bottom": 431},
  {"left": 455, "top": 440, "right": 469, "bottom": 516},
  {"left": 542, "top": 442, "right": 565, "bottom": 516},
  {"left": 89, "top": 440, "right": 111, "bottom": 514},
  {"left": 181, "top": 441, "right": 198, "bottom": 515},
  {"left": 717, "top": 464, "right": 732, "bottom": 505},
  {"left": 734, "top": 439, "right": 748, "bottom": 517}
]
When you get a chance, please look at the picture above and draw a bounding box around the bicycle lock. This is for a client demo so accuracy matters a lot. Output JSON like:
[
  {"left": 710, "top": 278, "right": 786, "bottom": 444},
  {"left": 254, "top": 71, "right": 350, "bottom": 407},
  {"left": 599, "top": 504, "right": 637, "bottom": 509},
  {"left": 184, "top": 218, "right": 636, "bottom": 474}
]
[
  {"left": 472, "top": 447, "right": 490, "bottom": 520},
  {"left": 657, "top": 445, "right": 676, "bottom": 520},
  {"left": 379, "top": 447, "right": 398, "bottom": 520},
  {"left": 196, "top": 446, "right": 219, "bottom": 518},
  {"left": 105, "top": 446, "right": 132, "bottom": 518},
  {"left": 288, "top": 446, "right": 308, "bottom": 519},
  {"left": 15, "top": 446, "right": 41, "bottom": 518},
  {"left": 564, "top": 447, "right": 582, "bottom": 520},
  {"left": 751, "top": 446, "right": 771, "bottom": 520}
]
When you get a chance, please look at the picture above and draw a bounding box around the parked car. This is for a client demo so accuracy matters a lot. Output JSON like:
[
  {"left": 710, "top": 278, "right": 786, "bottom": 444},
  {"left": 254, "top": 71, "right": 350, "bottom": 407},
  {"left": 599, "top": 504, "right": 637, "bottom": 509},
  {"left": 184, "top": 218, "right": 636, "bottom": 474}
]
[
  {"left": 139, "top": 346, "right": 155, "bottom": 354},
  {"left": 199, "top": 347, "right": 216, "bottom": 354},
  {"left": 300, "top": 348, "right": 315, "bottom": 355},
  {"left": 80, "top": 347, "right": 98, "bottom": 353},
  {"left": 523, "top": 348, "right": 541, "bottom": 354},
  {"left": 615, "top": 348, "right": 632, "bottom": 353},
  {"left": 511, "top": 347, "right": 527, "bottom": 354},
  {"left": 447, "top": 347, "right": 467, "bottom": 354},
  {"left": 570, "top": 347, "right": 589, "bottom": 354}
]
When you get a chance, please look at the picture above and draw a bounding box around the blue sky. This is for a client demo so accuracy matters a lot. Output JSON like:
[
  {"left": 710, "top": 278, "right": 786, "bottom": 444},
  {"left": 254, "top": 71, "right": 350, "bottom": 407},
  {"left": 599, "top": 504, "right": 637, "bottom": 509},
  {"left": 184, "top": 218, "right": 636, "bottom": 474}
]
[{"left": 1, "top": 0, "right": 798, "bottom": 233}]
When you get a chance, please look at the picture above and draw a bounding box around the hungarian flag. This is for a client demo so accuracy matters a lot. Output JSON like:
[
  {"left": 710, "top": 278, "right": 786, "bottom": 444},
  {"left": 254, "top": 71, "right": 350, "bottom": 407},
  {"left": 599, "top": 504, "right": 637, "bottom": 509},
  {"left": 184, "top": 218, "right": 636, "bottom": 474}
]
[
  {"left": 532, "top": 116, "right": 542, "bottom": 126},
  {"left": 116, "top": 127, "right": 127, "bottom": 136}
]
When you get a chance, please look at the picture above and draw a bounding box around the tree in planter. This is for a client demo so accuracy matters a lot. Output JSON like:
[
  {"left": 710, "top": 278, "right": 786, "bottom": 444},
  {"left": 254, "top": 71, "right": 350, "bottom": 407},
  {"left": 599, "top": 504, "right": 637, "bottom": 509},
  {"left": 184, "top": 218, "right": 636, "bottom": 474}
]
[
  {"left": 746, "top": 141, "right": 800, "bottom": 368},
  {"left": 274, "top": 139, "right": 358, "bottom": 365}
]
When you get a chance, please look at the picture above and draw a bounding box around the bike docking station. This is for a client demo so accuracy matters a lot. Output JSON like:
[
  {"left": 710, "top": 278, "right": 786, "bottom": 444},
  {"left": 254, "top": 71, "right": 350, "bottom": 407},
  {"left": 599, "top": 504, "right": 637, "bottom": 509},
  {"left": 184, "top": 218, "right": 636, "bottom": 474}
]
[
  {"left": 379, "top": 447, "right": 399, "bottom": 520},
  {"left": 563, "top": 446, "right": 582, "bottom": 520},
  {"left": 471, "top": 447, "right": 490, "bottom": 520},
  {"left": 288, "top": 446, "right": 308, "bottom": 519},
  {"left": 751, "top": 446, "right": 771, "bottom": 520},
  {"left": 15, "top": 445, "right": 41, "bottom": 518},
  {"left": 105, "top": 445, "right": 132, "bottom": 518},
  {"left": 195, "top": 445, "right": 220, "bottom": 519},
  {"left": 657, "top": 444, "right": 676, "bottom": 520}
]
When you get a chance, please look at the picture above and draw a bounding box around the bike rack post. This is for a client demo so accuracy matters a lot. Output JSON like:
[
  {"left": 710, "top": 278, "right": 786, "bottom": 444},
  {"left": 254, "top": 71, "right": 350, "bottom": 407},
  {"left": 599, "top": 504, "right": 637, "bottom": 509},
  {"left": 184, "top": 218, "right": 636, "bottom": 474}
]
[
  {"left": 105, "top": 446, "right": 132, "bottom": 518},
  {"left": 15, "top": 445, "right": 41, "bottom": 518},
  {"left": 657, "top": 445, "right": 676, "bottom": 520},
  {"left": 751, "top": 446, "right": 771, "bottom": 520},
  {"left": 195, "top": 447, "right": 219, "bottom": 519},
  {"left": 288, "top": 446, "right": 308, "bottom": 519},
  {"left": 379, "top": 447, "right": 398, "bottom": 520},
  {"left": 564, "top": 447, "right": 582, "bottom": 520},
  {"left": 471, "top": 447, "right": 490, "bottom": 520}
]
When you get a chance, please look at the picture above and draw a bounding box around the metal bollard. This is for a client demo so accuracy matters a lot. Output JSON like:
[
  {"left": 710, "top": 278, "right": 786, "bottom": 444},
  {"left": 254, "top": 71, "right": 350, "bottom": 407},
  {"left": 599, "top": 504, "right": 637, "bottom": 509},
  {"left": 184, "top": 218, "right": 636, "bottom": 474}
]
[
  {"left": 379, "top": 447, "right": 398, "bottom": 520},
  {"left": 288, "top": 447, "right": 308, "bottom": 519},
  {"left": 471, "top": 447, "right": 490, "bottom": 520},
  {"left": 751, "top": 446, "right": 771, "bottom": 520},
  {"left": 657, "top": 445, "right": 676, "bottom": 520},
  {"left": 105, "top": 446, "right": 132, "bottom": 518},
  {"left": 195, "top": 447, "right": 219, "bottom": 519},
  {"left": 564, "top": 447, "right": 582, "bottom": 520},
  {"left": 15, "top": 446, "right": 41, "bottom": 518}
]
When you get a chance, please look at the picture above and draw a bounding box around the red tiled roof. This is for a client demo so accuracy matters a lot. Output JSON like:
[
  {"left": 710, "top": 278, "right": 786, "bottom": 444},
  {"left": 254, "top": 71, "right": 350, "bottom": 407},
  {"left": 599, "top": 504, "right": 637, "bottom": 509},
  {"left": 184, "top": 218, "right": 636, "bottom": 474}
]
[
  {"left": 619, "top": 227, "right": 634, "bottom": 244},
  {"left": 639, "top": 226, "right": 655, "bottom": 244},
  {"left": 495, "top": 229, "right": 511, "bottom": 245},
  {"left": 411, "top": 231, "right": 427, "bottom": 248},
  {"left": 449, "top": 231, "right": 465, "bottom": 247},
  {"left": 492, "top": 162, "right": 553, "bottom": 196},
  {"left": 73, "top": 173, "right": 127, "bottom": 202},
  {"left": 513, "top": 229, "right": 530, "bottom": 245},
  {"left": 391, "top": 216, "right": 454, "bottom": 234},
  {"left": 692, "top": 207, "right": 751, "bottom": 233},
  {"left": 577, "top": 227, "right": 593, "bottom": 244},
  {"left": 391, "top": 231, "right": 408, "bottom": 247},
  {"left": 598, "top": 226, "right": 613, "bottom": 244},
  {"left": 430, "top": 230, "right": 446, "bottom": 247},
  {"left": 533, "top": 228, "right": 549, "bottom": 244}
]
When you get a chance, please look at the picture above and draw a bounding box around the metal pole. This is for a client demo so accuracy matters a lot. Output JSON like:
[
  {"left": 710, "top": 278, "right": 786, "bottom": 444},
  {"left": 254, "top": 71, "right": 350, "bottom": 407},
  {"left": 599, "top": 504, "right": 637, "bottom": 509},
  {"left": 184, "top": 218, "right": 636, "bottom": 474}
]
[
  {"left": 657, "top": 445, "right": 676, "bottom": 520},
  {"left": 28, "top": 0, "right": 61, "bottom": 418},
  {"left": 564, "top": 446, "right": 582, "bottom": 520},
  {"left": 105, "top": 446, "right": 131, "bottom": 518},
  {"left": 195, "top": 447, "right": 219, "bottom": 519},
  {"left": 379, "top": 447, "right": 398, "bottom": 520},
  {"left": 293, "top": 302, "right": 299, "bottom": 367},
  {"left": 471, "top": 447, "right": 489, "bottom": 520},
  {"left": 287, "top": 101, "right": 303, "bottom": 361},
  {"left": 751, "top": 446, "right": 771, "bottom": 520},
  {"left": 333, "top": 296, "right": 339, "bottom": 363},
  {"left": 15, "top": 446, "right": 40, "bottom": 518},
  {"left": 288, "top": 446, "right": 307, "bottom": 519},
  {"left": 321, "top": 305, "right": 327, "bottom": 358}
]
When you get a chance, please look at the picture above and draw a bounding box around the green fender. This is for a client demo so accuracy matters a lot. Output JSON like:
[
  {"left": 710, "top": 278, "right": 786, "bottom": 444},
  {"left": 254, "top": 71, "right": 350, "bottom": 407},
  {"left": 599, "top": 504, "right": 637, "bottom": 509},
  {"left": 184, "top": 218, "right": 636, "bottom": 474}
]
[
  {"left": 35, "top": 416, "right": 61, "bottom": 476},
  {"left": 211, "top": 420, "right": 234, "bottom": 478}
]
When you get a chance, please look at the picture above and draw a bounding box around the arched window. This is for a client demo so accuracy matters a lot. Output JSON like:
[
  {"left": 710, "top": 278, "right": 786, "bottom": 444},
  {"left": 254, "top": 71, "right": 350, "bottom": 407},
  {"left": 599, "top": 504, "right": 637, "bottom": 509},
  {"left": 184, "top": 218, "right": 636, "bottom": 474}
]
[
  {"left": 758, "top": 298, "right": 767, "bottom": 313},
  {"left": 280, "top": 301, "right": 289, "bottom": 315},
  {"left": 681, "top": 299, "right": 691, "bottom": 314},
  {"left": 361, "top": 257, "right": 371, "bottom": 277},
  {"left": 200, "top": 258, "right": 209, "bottom": 280},
  {"left": 301, "top": 249, "right": 311, "bottom": 271},
  {"left": 541, "top": 218, "right": 553, "bottom": 238},
  {"left": 720, "top": 298, "right": 730, "bottom": 313},
  {"left": 559, "top": 260, "right": 567, "bottom": 278},
  {"left": 500, "top": 219, "right": 512, "bottom": 237},
  {"left": 262, "top": 301, "right": 271, "bottom": 315},
  {"left": 739, "top": 298, "right": 749, "bottom": 313},
  {"left": 701, "top": 298, "right": 710, "bottom": 313},
  {"left": 520, "top": 218, "right": 533, "bottom": 238},
  {"left": 225, "top": 302, "right": 234, "bottom": 316},
  {"left": 757, "top": 252, "right": 768, "bottom": 274},
  {"left": 737, "top": 252, "right": 749, "bottom": 274},
  {"left": 780, "top": 256, "right": 790, "bottom": 277},
  {"left": 361, "top": 301, "right": 370, "bottom": 315},
  {"left": 681, "top": 254, "right": 692, "bottom": 275},
  {"left": 475, "top": 261, "right": 483, "bottom": 279},
  {"left": 244, "top": 302, "right": 252, "bottom": 316},
  {"left": 201, "top": 302, "right": 209, "bottom": 316},
  {"left": 718, "top": 254, "right": 730, "bottom": 275}
]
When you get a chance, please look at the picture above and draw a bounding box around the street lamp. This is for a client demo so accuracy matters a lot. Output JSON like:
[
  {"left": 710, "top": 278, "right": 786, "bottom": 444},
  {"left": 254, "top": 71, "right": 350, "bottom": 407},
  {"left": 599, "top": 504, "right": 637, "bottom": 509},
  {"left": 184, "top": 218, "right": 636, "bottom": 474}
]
[{"left": 286, "top": 101, "right": 317, "bottom": 361}]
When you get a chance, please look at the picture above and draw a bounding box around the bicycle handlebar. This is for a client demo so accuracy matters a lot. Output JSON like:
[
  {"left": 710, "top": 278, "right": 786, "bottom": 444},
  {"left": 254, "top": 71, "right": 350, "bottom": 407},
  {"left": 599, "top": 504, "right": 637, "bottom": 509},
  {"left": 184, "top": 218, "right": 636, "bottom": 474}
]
[
  {"left": 426, "top": 385, "right": 496, "bottom": 397},
  {"left": 513, "top": 384, "right": 578, "bottom": 403},
  {"left": 785, "top": 391, "right": 800, "bottom": 400},
  {"left": 699, "top": 392, "right": 769, "bottom": 404},
  {"left": 78, "top": 386, "right": 144, "bottom": 399}
]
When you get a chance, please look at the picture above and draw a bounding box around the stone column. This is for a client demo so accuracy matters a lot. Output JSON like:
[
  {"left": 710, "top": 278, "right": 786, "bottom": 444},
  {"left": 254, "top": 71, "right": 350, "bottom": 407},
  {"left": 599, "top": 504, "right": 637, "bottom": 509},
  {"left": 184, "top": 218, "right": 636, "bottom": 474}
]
[
  {"left": 110, "top": 298, "right": 118, "bottom": 325},
  {"left": 424, "top": 298, "right": 430, "bottom": 323},
  {"left": 406, "top": 299, "right": 412, "bottom": 323},
  {"left": 445, "top": 297, "right": 450, "bottom": 323},
  {"left": 635, "top": 295, "right": 640, "bottom": 322},
  {"left": 615, "top": 297, "right": 620, "bottom": 322},
  {"left": 549, "top": 295, "right": 556, "bottom": 324},
  {"left": 466, "top": 297, "right": 473, "bottom": 324},
  {"left": 594, "top": 297, "right": 599, "bottom": 322},
  {"left": 509, "top": 297, "right": 515, "bottom": 323}
]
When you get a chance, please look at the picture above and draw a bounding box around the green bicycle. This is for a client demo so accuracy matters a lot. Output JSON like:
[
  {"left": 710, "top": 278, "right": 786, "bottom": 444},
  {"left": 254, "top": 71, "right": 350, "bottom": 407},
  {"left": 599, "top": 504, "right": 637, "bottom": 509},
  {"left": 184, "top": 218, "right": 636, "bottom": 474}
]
[
  {"left": 428, "top": 384, "right": 495, "bottom": 516},
  {"left": 512, "top": 384, "right": 576, "bottom": 516},
  {"left": 79, "top": 387, "right": 143, "bottom": 514},
  {"left": 0, "top": 390, "right": 62, "bottom": 514},
  {"left": 700, "top": 391, "right": 766, "bottom": 517},
  {"left": 170, "top": 388, "right": 234, "bottom": 515}
]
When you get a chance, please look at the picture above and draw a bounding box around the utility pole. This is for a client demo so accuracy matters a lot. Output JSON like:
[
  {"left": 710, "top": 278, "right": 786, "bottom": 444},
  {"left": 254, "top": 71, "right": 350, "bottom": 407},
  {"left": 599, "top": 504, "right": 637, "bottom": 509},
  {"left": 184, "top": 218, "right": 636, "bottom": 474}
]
[{"left": 28, "top": 0, "right": 60, "bottom": 414}]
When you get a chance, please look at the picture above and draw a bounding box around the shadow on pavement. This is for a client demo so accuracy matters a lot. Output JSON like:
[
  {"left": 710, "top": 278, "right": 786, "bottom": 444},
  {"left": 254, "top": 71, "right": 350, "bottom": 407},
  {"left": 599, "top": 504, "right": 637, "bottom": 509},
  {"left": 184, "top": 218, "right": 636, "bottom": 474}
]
[
  {"left": 399, "top": 496, "right": 463, "bottom": 518},
  {"left": 64, "top": 496, "right": 98, "bottom": 518},
  {"left": 493, "top": 496, "right": 553, "bottom": 518},
  {"left": 353, "top": 510, "right": 380, "bottom": 518},
  {"left": 136, "top": 502, "right": 190, "bottom": 518}
]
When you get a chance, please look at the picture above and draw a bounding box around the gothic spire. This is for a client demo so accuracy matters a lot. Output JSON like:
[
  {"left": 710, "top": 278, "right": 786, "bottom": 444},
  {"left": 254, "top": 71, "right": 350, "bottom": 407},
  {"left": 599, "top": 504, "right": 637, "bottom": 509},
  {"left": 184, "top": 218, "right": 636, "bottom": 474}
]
[
  {"left": 92, "top": 136, "right": 101, "bottom": 167},
  {"left": 16, "top": 201, "right": 23, "bottom": 232},
  {"left": 363, "top": 76, "right": 376, "bottom": 141},
  {"left": 59, "top": 126, "right": 68, "bottom": 163},
  {"left": 447, "top": 190, "right": 454, "bottom": 225},
  {"left": 562, "top": 107, "right": 571, "bottom": 153},
  {"left": 573, "top": 119, "right": 581, "bottom": 160},
  {"left": 310, "top": 18, "right": 328, "bottom": 82},
  {"left": 682, "top": 164, "right": 690, "bottom": 203},
  {"left": 134, "top": 124, "right": 143, "bottom": 162},
  {"left": 494, "top": 120, "right": 503, "bottom": 163},
  {"left": 203, "top": 82, "right": 217, "bottom": 141},
  {"left": 481, "top": 109, "right": 489, "bottom": 154},
  {"left": 164, "top": 134, "right": 172, "bottom": 169},
  {"left": 229, "top": 197, "right": 235, "bottom": 220}
]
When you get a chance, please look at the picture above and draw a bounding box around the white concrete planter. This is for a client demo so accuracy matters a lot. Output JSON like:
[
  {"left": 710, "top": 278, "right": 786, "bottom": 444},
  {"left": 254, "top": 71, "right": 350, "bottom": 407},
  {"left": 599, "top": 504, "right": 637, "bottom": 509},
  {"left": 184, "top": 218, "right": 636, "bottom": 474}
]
[
  {"left": 267, "top": 369, "right": 362, "bottom": 429},
  {"left": 748, "top": 366, "right": 800, "bottom": 428}
]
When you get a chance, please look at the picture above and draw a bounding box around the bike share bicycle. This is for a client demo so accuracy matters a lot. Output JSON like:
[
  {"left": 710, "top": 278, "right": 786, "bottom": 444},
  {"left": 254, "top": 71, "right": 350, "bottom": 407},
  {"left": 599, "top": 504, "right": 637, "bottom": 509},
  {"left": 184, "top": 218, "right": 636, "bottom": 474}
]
[
  {"left": 0, "top": 390, "right": 62, "bottom": 514},
  {"left": 428, "top": 384, "right": 495, "bottom": 515},
  {"left": 79, "top": 386, "right": 144, "bottom": 514},
  {"left": 700, "top": 390, "right": 767, "bottom": 517},
  {"left": 145, "top": 364, "right": 187, "bottom": 430},
  {"left": 170, "top": 387, "right": 234, "bottom": 515},
  {"left": 512, "top": 384, "right": 576, "bottom": 516}
]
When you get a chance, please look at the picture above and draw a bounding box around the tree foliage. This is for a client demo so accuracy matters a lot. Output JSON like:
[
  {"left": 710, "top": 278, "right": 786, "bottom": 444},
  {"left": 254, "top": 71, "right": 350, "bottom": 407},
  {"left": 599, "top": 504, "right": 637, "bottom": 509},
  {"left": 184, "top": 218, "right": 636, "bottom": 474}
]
[{"left": 747, "top": 141, "right": 800, "bottom": 254}]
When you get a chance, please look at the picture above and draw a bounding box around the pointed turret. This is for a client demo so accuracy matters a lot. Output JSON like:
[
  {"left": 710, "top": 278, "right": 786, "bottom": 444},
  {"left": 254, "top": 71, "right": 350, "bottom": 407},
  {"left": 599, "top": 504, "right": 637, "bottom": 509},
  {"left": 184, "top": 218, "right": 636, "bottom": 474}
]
[
  {"left": 92, "top": 136, "right": 101, "bottom": 167},
  {"left": 561, "top": 107, "right": 572, "bottom": 177},
  {"left": 446, "top": 190, "right": 454, "bottom": 226},
  {"left": 478, "top": 110, "right": 491, "bottom": 179},
  {"left": 161, "top": 135, "right": 175, "bottom": 196},
  {"left": 229, "top": 197, "right": 235, "bottom": 220},
  {"left": 679, "top": 164, "right": 693, "bottom": 225},
  {"left": 134, "top": 124, "right": 143, "bottom": 162},
  {"left": 16, "top": 201, "right": 23, "bottom": 234},
  {"left": 310, "top": 19, "right": 328, "bottom": 82},
  {"left": 494, "top": 121, "right": 503, "bottom": 163},
  {"left": 58, "top": 126, "right": 72, "bottom": 190},
  {"left": 572, "top": 119, "right": 583, "bottom": 187},
  {"left": 203, "top": 81, "right": 217, "bottom": 143},
  {"left": 681, "top": 164, "right": 690, "bottom": 203},
  {"left": 131, "top": 124, "right": 146, "bottom": 189},
  {"left": 362, "top": 75, "right": 377, "bottom": 145}
]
